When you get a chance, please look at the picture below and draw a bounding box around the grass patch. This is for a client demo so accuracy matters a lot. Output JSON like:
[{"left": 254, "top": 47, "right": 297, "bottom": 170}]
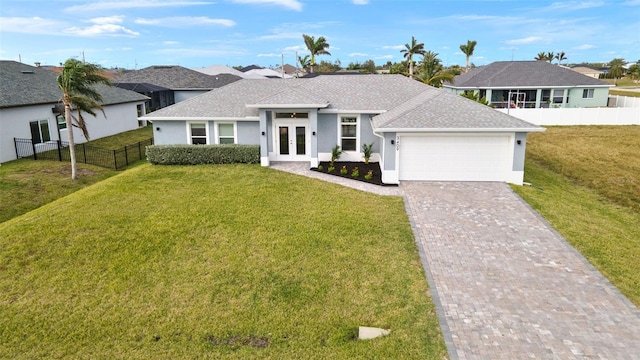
[
  {"left": 512, "top": 161, "right": 640, "bottom": 306},
  {"left": 609, "top": 89, "right": 640, "bottom": 98},
  {"left": 0, "top": 164, "right": 447, "bottom": 359},
  {"left": 0, "top": 159, "right": 117, "bottom": 223},
  {"left": 525, "top": 126, "right": 640, "bottom": 212},
  {"left": 86, "top": 125, "right": 153, "bottom": 150}
]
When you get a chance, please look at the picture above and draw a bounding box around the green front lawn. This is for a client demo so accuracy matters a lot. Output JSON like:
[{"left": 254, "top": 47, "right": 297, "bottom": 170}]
[
  {"left": 0, "top": 159, "right": 118, "bottom": 223},
  {"left": 87, "top": 125, "right": 153, "bottom": 150},
  {"left": 0, "top": 164, "right": 447, "bottom": 359}
]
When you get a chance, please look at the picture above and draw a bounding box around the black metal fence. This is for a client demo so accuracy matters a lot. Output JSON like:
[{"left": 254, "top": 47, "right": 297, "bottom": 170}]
[{"left": 14, "top": 137, "right": 153, "bottom": 170}]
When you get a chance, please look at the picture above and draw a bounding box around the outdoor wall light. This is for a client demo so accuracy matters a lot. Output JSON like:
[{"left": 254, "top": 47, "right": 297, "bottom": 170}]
[
  {"left": 312, "top": 131, "right": 316, "bottom": 136},
  {"left": 156, "top": 127, "right": 160, "bottom": 131},
  {"left": 517, "top": 140, "right": 522, "bottom": 145},
  {"left": 390, "top": 139, "right": 395, "bottom": 145},
  {"left": 261, "top": 131, "right": 266, "bottom": 136}
]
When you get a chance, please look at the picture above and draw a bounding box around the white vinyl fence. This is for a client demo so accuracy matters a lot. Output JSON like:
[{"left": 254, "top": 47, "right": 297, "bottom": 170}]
[
  {"left": 608, "top": 95, "right": 640, "bottom": 108},
  {"left": 497, "top": 107, "right": 640, "bottom": 126}
]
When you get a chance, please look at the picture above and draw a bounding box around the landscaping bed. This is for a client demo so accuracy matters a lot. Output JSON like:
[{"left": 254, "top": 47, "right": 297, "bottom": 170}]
[{"left": 312, "top": 161, "right": 396, "bottom": 186}]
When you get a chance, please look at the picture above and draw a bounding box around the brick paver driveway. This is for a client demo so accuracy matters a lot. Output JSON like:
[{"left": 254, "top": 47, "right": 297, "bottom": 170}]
[{"left": 402, "top": 182, "right": 640, "bottom": 359}]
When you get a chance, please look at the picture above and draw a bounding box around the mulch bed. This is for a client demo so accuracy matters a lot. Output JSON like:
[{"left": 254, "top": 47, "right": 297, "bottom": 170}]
[{"left": 311, "top": 161, "right": 397, "bottom": 187}]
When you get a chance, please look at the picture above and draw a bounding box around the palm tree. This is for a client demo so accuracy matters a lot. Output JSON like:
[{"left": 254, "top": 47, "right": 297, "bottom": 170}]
[
  {"left": 459, "top": 40, "right": 477, "bottom": 72},
  {"left": 298, "top": 55, "right": 310, "bottom": 73},
  {"left": 418, "top": 51, "right": 455, "bottom": 87},
  {"left": 302, "top": 34, "right": 331, "bottom": 73},
  {"left": 608, "top": 58, "right": 626, "bottom": 85},
  {"left": 57, "top": 58, "right": 111, "bottom": 180},
  {"left": 545, "top": 51, "right": 555, "bottom": 63},
  {"left": 401, "top": 36, "right": 425, "bottom": 79},
  {"left": 555, "top": 51, "right": 567, "bottom": 65},
  {"left": 535, "top": 52, "right": 547, "bottom": 61}
]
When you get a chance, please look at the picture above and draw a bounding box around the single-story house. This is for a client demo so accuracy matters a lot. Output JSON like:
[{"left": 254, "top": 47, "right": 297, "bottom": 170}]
[
  {"left": 444, "top": 61, "right": 612, "bottom": 109},
  {"left": 114, "top": 65, "right": 242, "bottom": 105},
  {"left": 142, "top": 74, "right": 543, "bottom": 185},
  {"left": 192, "top": 65, "right": 267, "bottom": 79},
  {"left": 0, "top": 60, "right": 148, "bottom": 163},
  {"left": 570, "top": 66, "right": 604, "bottom": 79}
]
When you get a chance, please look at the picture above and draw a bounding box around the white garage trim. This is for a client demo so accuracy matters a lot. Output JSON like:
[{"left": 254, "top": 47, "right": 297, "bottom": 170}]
[{"left": 397, "top": 133, "right": 514, "bottom": 182}]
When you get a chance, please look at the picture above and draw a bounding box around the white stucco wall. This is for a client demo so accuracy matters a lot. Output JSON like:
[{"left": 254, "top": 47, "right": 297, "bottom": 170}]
[
  {"left": 496, "top": 107, "right": 640, "bottom": 125},
  {"left": 0, "top": 101, "right": 145, "bottom": 163}
]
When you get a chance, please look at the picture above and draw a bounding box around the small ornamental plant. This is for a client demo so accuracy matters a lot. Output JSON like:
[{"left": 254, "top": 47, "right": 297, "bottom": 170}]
[
  {"left": 340, "top": 165, "right": 348, "bottom": 175},
  {"left": 351, "top": 167, "right": 359, "bottom": 178},
  {"left": 364, "top": 169, "right": 373, "bottom": 180},
  {"left": 362, "top": 143, "right": 373, "bottom": 164},
  {"left": 328, "top": 165, "right": 335, "bottom": 172},
  {"left": 317, "top": 164, "right": 324, "bottom": 171}
]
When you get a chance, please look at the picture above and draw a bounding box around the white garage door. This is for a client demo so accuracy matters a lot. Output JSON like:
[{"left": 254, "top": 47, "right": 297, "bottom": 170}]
[{"left": 399, "top": 134, "right": 512, "bottom": 181}]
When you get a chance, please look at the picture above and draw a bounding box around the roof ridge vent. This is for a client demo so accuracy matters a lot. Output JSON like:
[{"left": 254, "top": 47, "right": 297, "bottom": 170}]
[{"left": 21, "top": 70, "right": 35, "bottom": 74}]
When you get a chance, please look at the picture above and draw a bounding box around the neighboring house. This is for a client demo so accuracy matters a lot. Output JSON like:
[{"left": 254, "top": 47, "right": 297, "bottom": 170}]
[
  {"left": 142, "top": 74, "right": 543, "bottom": 185},
  {"left": 0, "top": 61, "right": 148, "bottom": 163},
  {"left": 570, "top": 66, "right": 604, "bottom": 79},
  {"left": 113, "top": 65, "right": 242, "bottom": 104},
  {"left": 192, "top": 65, "right": 267, "bottom": 79},
  {"left": 240, "top": 64, "right": 294, "bottom": 79},
  {"left": 444, "top": 61, "right": 612, "bottom": 108},
  {"left": 114, "top": 82, "right": 173, "bottom": 113}
]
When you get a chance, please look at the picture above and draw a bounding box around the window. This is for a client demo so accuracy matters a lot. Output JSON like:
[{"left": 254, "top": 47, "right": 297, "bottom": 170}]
[
  {"left": 553, "top": 89, "right": 565, "bottom": 104},
  {"left": 56, "top": 115, "right": 66, "bottom": 130},
  {"left": 30, "top": 120, "right": 50, "bottom": 144},
  {"left": 218, "top": 123, "right": 235, "bottom": 144},
  {"left": 275, "top": 112, "right": 308, "bottom": 119},
  {"left": 189, "top": 123, "right": 207, "bottom": 144},
  {"left": 582, "top": 88, "right": 594, "bottom": 99},
  {"left": 340, "top": 116, "right": 357, "bottom": 151},
  {"left": 137, "top": 104, "right": 144, "bottom": 117}
]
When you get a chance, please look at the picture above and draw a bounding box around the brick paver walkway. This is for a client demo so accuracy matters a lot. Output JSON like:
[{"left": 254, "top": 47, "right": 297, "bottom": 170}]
[
  {"left": 403, "top": 181, "right": 640, "bottom": 359},
  {"left": 271, "top": 163, "right": 640, "bottom": 359}
]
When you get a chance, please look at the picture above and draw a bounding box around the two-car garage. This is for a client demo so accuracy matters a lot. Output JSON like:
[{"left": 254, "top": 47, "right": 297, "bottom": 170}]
[{"left": 397, "top": 134, "right": 513, "bottom": 182}]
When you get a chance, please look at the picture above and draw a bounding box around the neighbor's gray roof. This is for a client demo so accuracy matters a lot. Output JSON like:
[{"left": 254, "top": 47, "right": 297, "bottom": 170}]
[
  {"left": 191, "top": 65, "right": 267, "bottom": 79},
  {"left": 446, "top": 61, "right": 611, "bottom": 89},
  {"left": 143, "top": 74, "right": 541, "bottom": 131},
  {"left": 114, "top": 65, "right": 242, "bottom": 90},
  {"left": 0, "top": 60, "right": 149, "bottom": 109}
]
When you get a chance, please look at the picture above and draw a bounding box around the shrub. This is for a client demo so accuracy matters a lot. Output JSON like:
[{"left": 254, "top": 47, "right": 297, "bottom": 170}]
[
  {"left": 317, "top": 164, "right": 324, "bottom": 171},
  {"left": 146, "top": 145, "right": 260, "bottom": 165},
  {"left": 362, "top": 143, "right": 373, "bottom": 164},
  {"left": 364, "top": 170, "right": 373, "bottom": 180},
  {"left": 330, "top": 145, "right": 343, "bottom": 166},
  {"left": 351, "top": 167, "right": 359, "bottom": 178},
  {"left": 340, "top": 165, "right": 348, "bottom": 175}
]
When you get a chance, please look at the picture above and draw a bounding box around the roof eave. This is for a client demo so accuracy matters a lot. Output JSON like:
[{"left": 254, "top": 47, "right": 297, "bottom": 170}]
[
  {"left": 374, "top": 127, "right": 546, "bottom": 133},
  {"left": 141, "top": 116, "right": 259, "bottom": 121}
]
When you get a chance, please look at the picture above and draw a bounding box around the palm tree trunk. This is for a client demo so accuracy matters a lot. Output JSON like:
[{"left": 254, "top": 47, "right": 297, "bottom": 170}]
[
  {"left": 409, "top": 59, "right": 414, "bottom": 79},
  {"left": 64, "top": 101, "right": 78, "bottom": 180},
  {"left": 466, "top": 56, "right": 470, "bottom": 72}
]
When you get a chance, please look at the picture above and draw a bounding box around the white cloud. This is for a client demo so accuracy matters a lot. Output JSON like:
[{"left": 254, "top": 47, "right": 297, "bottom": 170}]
[
  {"left": 573, "top": 44, "right": 595, "bottom": 50},
  {"left": 231, "top": 0, "right": 302, "bottom": 11},
  {"left": 89, "top": 16, "right": 126, "bottom": 25},
  {"left": 155, "top": 47, "right": 246, "bottom": 57},
  {"left": 382, "top": 45, "right": 404, "bottom": 50},
  {"left": 136, "top": 17, "right": 236, "bottom": 27},
  {"left": 373, "top": 55, "right": 394, "bottom": 60},
  {"left": 0, "top": 17, "right": 65, "bottom": 34},
  {"left": 353, "top": 0, "right": 369, "bottom": 4},
  {"left": 505, "top": 36, "right": 543, "bottom": 45},
  {"left": 546, "top": 1, "right": 605, "bottom": 10},
  {"left": 282, "top": 45, "right": 305, "bottom": 52},
  {"left": 65, "top": 1, "right": 212, "bottom": 12},
  {"left": 64, "top": 24, "right": 140, "bottom": 37},
  {"left": 164, "top": 41, "right": 181, "bottom": 45},
  {"left": 257, "top": 53, "right": 281, "bottom": 57},
  {"left": 348, "top": 52, "right": 368, "bottom": 57}
]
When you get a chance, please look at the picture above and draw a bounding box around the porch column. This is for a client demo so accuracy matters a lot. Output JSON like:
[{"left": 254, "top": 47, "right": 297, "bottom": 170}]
[
  {"left": 310, "top": 109, "right": 318, "bottom": 167},
  {"left": 535, "top": 89, "right": 542, "bottom": 108},
  {"left": 259, "top": 109, "right": 269, "bottom": 166}
]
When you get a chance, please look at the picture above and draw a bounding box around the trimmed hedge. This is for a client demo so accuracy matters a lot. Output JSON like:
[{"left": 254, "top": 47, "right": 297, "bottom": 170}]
[{"left": 146, "top": 144, "right": 260, "bottom": 165}]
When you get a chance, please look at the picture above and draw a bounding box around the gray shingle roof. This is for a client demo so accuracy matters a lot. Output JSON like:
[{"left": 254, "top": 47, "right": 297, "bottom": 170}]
[
  {"left": 143, "top": 74, "right": 541, "bottom": 131},
  {"left": 372, "top": 88, "right": 538, "bottom": 130},
  {"left": 446, "top": 61, "right": 611, "bottom": 89},
  {"left": 114, "top": 65, "right": 242, "bottom": 90},
  {"left": 0, "top": 61, "right": 148, "bottom": 109}
]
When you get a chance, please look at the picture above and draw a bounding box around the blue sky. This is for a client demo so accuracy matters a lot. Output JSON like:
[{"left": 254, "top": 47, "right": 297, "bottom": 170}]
[{"left": 1, "top": 0, "right": 639, "bottom": 70}]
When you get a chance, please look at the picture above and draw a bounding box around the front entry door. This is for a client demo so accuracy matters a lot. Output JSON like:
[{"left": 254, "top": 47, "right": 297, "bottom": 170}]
[{"left": 276, "top": 124, "right": 309, "bottom": 161}]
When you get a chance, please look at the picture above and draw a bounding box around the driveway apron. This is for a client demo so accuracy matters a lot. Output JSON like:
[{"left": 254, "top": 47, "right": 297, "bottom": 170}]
[{"left": 402, "top": 181, "right": 640, "bottom": 360}]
